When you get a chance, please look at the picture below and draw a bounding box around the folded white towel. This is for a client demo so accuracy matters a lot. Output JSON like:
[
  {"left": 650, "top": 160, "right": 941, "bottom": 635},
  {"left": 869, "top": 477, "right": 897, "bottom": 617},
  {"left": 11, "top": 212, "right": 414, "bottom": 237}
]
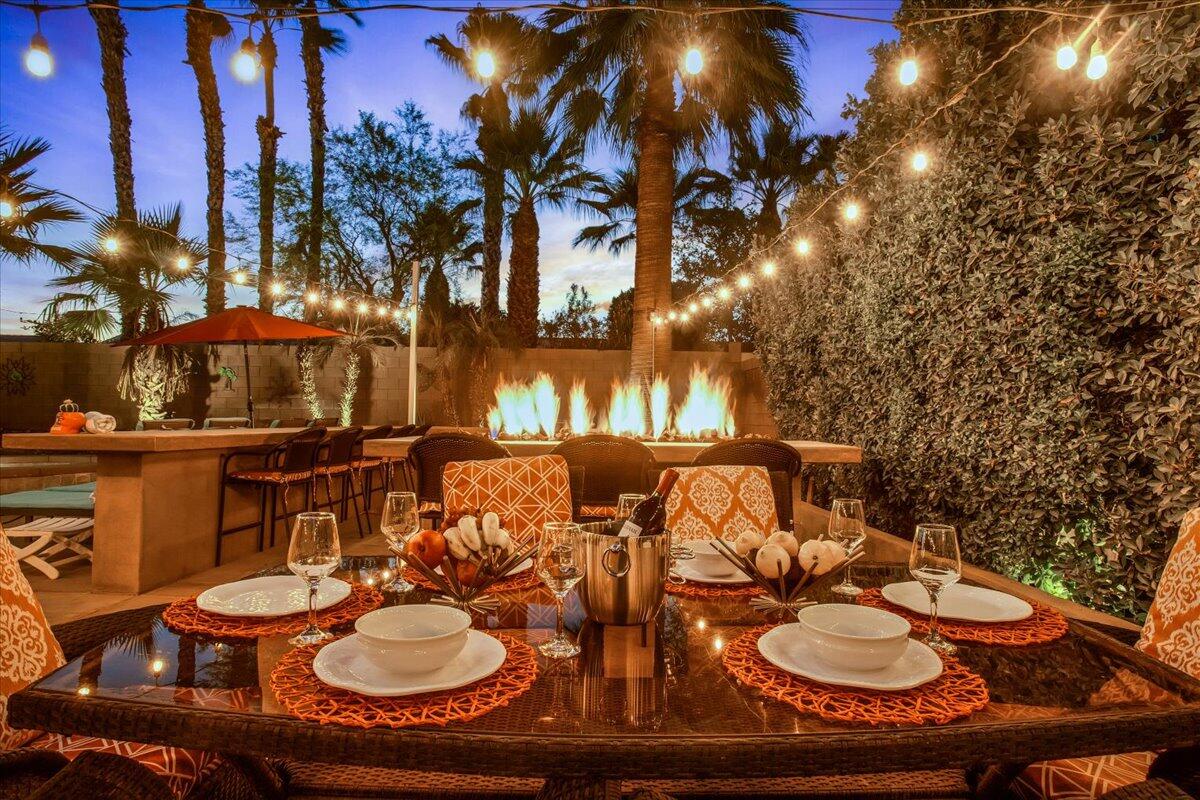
[{"left": 84, "top": 411, "right": 118, "bottom": 434}]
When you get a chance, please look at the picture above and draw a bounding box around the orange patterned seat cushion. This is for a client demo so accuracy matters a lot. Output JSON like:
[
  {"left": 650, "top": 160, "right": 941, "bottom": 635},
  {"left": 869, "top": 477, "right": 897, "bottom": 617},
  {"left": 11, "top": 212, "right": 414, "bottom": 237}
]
[
  {"left": 665, "top": 466, "right": 779, "bottom": 541},
  {"left": 1137, "top": 507, "right": 1200, "bottom": 679},
  {"left": 228, "top": 468, "right": 312, "bottom": 484},
  {"left": 442, "top": 455, "right": 572, "bottom": 543},
  {"left": 579, "top": 503, "right": 618, "bottom": 518},
  {"left": 1010, "top": 752, "right": 1154, "bottom": 800},
  {"left": 1, "top": 529, "right": 66, "bottom": 749},
  {"left": 31, "top": 733, "right": 221, "bottom": 798}
]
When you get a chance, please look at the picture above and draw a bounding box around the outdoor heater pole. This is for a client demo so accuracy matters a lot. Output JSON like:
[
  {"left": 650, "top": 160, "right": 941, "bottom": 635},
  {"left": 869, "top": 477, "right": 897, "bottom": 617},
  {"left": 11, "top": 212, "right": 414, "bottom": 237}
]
[{"left": 408, "top": 259, "right": 419, "bottom": 424}]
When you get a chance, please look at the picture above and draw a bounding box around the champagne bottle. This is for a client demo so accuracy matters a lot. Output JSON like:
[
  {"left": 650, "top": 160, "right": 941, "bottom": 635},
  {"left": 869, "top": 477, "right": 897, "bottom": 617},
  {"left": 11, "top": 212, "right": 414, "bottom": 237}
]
[{"left": 618, "top": 469, "right": 680, "bottom": 538}]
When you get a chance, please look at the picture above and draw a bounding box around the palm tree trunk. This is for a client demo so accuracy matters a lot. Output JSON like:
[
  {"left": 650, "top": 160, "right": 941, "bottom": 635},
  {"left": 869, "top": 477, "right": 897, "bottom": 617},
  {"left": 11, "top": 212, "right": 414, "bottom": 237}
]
[
  {"left": 755, "top": 190, "right": 783, "bottom": 246},
  {"left": 88, "top": 0, "right": 138, "bottom": 337},
  {"left": 300, "top": 4, "right": 326, "bottom": 314},
  {"left": 479, "top": 127, "right": 503, "bottom": 321},
  {"left": 185, "top": 1, "right": 227, "bottom": 314},
  {"left": 506, "top": 196, "right": 540, "bottom": 346},
  {"left": 340, "top": 349, "right": 360, "bottom": 426},
  {"left": 256, "top": 26, "right": 282, "bottom": 312},
  {"left": 630, "top": 56, "right": 675, "bottom": 388}
]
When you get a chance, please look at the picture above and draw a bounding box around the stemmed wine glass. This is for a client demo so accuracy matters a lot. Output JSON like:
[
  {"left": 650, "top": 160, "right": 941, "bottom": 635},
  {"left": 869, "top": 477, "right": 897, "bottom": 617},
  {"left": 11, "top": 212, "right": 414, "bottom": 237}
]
[
  {"left": 536, "top": 521, "right": 586, "bottom": 659},
  {"left": 828, "top": 499, "right": 867, "bottom": 597},
  {"left": 380, "top": 491, "right": 420, "bottom": 592},
  {"left": 908, "top": 523, "right": 962, "bottom": 654},
  {"left": 287, "top": 511, "right": 341, "bottom": 646},
  {"left": 615, "top": 493, "right": 646, "bottom": 520}
]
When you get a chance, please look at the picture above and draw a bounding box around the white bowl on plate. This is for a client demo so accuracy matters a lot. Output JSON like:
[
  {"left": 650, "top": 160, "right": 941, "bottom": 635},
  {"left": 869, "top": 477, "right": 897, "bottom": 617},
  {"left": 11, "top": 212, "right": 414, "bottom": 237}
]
[
  {"left": 354, "top": 604, "right": 471, "bottom": 674},
  {"left": 684, "top": 539, "right": 736, "bottom": 578},
  {"left": 796, "top": 604, "right": 911, "bottom": 672}
]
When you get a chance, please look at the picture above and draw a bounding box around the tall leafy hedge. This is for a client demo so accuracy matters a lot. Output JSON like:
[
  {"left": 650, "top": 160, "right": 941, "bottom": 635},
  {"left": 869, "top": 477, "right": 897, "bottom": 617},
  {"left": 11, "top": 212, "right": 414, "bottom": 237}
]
[{"left": 754, "top": 1, "right": 1199, "bottom": 617}]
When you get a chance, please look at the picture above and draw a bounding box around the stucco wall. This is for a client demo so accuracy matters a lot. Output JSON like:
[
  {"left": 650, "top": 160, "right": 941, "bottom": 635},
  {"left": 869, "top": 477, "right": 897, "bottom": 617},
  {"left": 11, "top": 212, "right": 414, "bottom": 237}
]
[{"left": 0, "top": 338, "right": 777, "bottom": 436}]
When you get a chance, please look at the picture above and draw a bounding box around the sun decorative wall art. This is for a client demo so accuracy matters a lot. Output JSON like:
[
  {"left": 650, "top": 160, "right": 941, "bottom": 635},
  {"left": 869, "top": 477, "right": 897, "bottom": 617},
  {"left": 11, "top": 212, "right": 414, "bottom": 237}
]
[{"left": 1, "top": 357, "right": 35, "bottom": 396}]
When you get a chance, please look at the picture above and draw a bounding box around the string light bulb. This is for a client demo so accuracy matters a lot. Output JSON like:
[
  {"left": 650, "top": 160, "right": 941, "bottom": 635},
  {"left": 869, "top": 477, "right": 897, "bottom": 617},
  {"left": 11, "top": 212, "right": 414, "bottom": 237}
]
[
  {"left": 667, "top": 311, "right": 678, "bottom": 322},
  {"left": 1056, "top": 43, "right": 1078, "bottom": 70},
  {"left": 150, "top": 658, "right": 165, "bottom": 675},
  {"left": 680, "top": 311, "right": 691, "bottom": 323},
  {"left": 842, "top": 201, "right": 861, "bottom": 222},
  {"left": 717, "top": 286, "right": 731, "bottom": 301},
  {"left": 688, "top": 301, "right": 698, "bottom": 313},
  {"left": 1086, "top": 40, "right": 1108, "bottom": 80},
  {"left": 795, "top": 238, "right": 811, "bottom": 256},
  {"left": 737, "top": 274, "right": 752, "bottom": 289},
  {"left": 175, "top": 256, "right": 190, "bottom": 271},
  {"left": 474, "top": 50, "right": 496, "bottom": 79},
  {"left": 911, "top": 151, "right": 930, "bottom": 172},
  {"left": 761, "top": 261, "right": 776, "bottom": 277},
  {"left": 898, "top": 58, "right": 918, "bottom": 86},
  {"left": 332, "top": 297, "right": 346, "bottom": 312},
  {"left": 231, "top": 35, "right": 261, "bottom": 83},
  {"left": 270, "top": 281, "right": 284, "bottom": 296},
  {"left": 232, "top": 270, "right": 248, "bottom": 284},
  {"left": 376, "top": 305, "right": 388, "bottom": 317},
  {"left": 305, "top": 290, "right": 319, "bottom": 304},
  {"left": 683, "top": 47, "right": 703, "bottom": 75},
  {"left": 356, "top": 300, "right": 369, "bottom": 314},
  {"left": 701, "top": 296, "right": 713, "bottom": 309},
  {"left": 0, "top": 199, "right": 15, "bottom": 219},
  {"left": 24, "top": 31, "right": 54, "bottom": 78},
  {"left": 392, "top": 308, "right": 403, "bottom": 320},
  {"left": 102, "top": 236, "right": 119, "bottom": 253}
]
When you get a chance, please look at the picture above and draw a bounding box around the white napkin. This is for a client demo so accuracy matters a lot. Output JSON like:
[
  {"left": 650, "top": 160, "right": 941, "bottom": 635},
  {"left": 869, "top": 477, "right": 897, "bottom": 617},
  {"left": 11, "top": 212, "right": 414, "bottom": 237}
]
[{"left": 84, "top": 411, "right": 117, "bottom": 434}]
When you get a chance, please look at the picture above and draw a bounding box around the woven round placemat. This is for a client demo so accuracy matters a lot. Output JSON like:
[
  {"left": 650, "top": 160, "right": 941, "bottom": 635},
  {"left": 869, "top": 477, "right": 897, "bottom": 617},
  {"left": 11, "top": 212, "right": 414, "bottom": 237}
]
[
  {"left": 666, "top": 581, "right": 761, "bottom": 599},
  {"left": 723, "top": 626, "right": 989, "bottom": 726},
  {"left": 402, "top": 565, "right": 541, "bottom": 593},
  {"left": 163, "top": 584, "right": 384, "bottom": 639},
  {"left": 270, "top": 632, "right": 538, "bottom": 729},
  {"left": 857, "top": 588, "right": 1069, "bottom": 646}
]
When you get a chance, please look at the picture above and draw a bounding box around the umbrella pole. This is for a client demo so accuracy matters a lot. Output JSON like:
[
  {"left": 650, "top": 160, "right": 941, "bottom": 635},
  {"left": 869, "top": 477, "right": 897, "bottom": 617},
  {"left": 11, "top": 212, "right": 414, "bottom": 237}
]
[{"left": 243, "top": 343, "right": 255, "bottom": 425}]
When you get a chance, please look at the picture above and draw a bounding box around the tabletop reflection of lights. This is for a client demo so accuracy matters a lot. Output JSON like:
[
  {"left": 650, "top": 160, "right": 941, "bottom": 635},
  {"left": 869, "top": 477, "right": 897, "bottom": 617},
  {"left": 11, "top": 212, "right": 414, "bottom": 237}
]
[
  {"left": 150, "top": 658, "right": 165, "bottom": 675},
  {"left": 77, "top": 686, "right": 91, "bottom": 696},
  {"left": 712, "top": 636, "right": 725, "bottom": 651},
  {"left": 696, "top": 619, "right": 707, "bottom": 630}
]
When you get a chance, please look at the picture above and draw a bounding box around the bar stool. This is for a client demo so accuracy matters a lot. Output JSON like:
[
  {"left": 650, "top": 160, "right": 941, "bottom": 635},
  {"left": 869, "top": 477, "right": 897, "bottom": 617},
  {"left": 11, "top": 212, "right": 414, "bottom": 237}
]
[
  {"left": 350, "top": 425, "right": 394, "bottom": 511},
  {"left": 137, "top": 418, "right": 194, "bottom": 430},
  {"left": 203, "top": 417, "right": 251, "bottom": 429},
  {"left": 214, "top": 427, "right": 326, "bottom": 565},
  {"left": 312, "top": 427, "right": 370, "bottom": 537}
]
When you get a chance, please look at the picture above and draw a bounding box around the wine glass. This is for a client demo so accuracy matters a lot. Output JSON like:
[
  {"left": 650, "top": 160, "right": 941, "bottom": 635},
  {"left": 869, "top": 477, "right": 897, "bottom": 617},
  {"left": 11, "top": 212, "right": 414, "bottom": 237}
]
[
  {"left": 828, "top": 499, "right": 867, "bottom": 597},
  {"left": 908, "top": 523, "right": 962, "bottom": 654},
  {"left": 287, "top": 511, "right": 342, "bottom": 646},
  {"left": 616, "top": 493, "right": 646, "bottom": 520},
  {"left": 380, "top": 491, "right": 420, "bottom": 592},
  {"left": 536, "top": 521, "right": 586, "bottom": 659}
]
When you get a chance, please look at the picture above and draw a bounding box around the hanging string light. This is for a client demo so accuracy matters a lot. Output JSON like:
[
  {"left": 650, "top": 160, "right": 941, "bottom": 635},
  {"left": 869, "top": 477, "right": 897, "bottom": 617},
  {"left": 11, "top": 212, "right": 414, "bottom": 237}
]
[
  {"left": 305, "top": 290, "right": 320, "bottom": 304},
  {"left": 911, "top": 151, "right": 930, "bottom": 171},
  {"left": 680, "top": 311, "right": 691, "bottom": 323},
  {"left": 683, "top": 46, "right": 704, "bottom": 76},
  {"left": 717, "top": 286, "right": 732, "bottom": 301},
  {"left": 898, "top": 57, "right": 918, "bottom": 86},
  {"left": 231, "top": 25, "right": 261, "bottom": 83},
  {"left": 842, "top": 201, "right": 861, "bottom": 221},
  {"left": 23, "top": 10, "right": 53, "bottom": 78},
  {"left": 270, "top": 281, "right": 284, "bottom": 296},
  {"left": 736, "top": 274, "right": 752, "bottom": 289},
  {"left": 794, "top": 238, "right": 812, "bottom": 256},
  {"left": 175, "top": 256, "right": 190, "bottom": 271},
  {"left": 332, "top": 296, "right": 346, "bottom": 312},
  {"left": 356, "top": 300, "right": 369, "bottom": 314},
  {"left": 101, "top": 236, "right": 119, "bottom": 253},
  {"left": 376, "top": 304, "right": 388, "bottom": 317},
  {"left": 667, "top": 310, "right": 678, "bottom": 322},
  {"left": 0, "top": 199, "right": 15, "bottom": 219},
  {"left": 474, "top": 49, "right": 496, "bottom": 80},
  {"left": 760, "top": 260, "right": 776, "bottom": 277},
  {"left": 391, "top": 308, "right": 403, "bottom": 320},
  {"left": 688, "top": 301, "right": 699, "bottom": 313},
  {"left": 232, "top": 270, "right": 248, "bottom": 284},
  {"left": 1056, "top": 42, "right": 1078, "bottom": 69},
  {"left": 700, "top": 296, "right": 713, "bottom": 309},
  {"left": 1085, "top": 39, "right": 1108, "bottom": 79}
]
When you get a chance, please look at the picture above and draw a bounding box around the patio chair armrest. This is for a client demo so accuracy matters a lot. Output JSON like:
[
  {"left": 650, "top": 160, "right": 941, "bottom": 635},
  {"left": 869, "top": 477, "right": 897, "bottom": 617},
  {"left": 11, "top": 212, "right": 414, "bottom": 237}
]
[
  {"left": 1150, "top": 746, "right": 1200, "bottom": 797},
  {"left": 26, "top": 750, "right": 174, "bottom": 800},
  {"left": 1082, "top": 620, "right": 1143, "bottom": 646},
  {"left": 533, "top": 777, "right": 622, "bottom": 800},
  {"left": 51, "top": 603, "right": 167, "bottom": 661},
  {"left": 0, "top": 747, "right": 68, "bottom": 798},
  {"left": 1099, "top": 777, "right": 1194, "bottom": 800}
]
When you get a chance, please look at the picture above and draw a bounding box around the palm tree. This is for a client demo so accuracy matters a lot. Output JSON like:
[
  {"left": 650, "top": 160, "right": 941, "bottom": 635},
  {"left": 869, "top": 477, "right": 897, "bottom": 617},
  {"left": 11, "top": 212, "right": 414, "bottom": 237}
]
[
  {"left": 42, "top": 205, "right": 206, "bottom": 420},
  {"left": 87, "top": 0, "right": 139, "bottom": 337},
  {"left": 730, "top": 125, "right": 845, "bottom": 243},
  {"left": 250, "top": 11, "right": 283, "bottom": 312},
  {"left": 408, "top": 197, "right": 481, "bottom": 320},
  {"left": 0, "top": 131, "right": 81, "bottom": 267},
  {"left": 574, "top": 164, "right": 728, "bottom": 256},
  {"left": 544, "top": 0, "right": 805, "bottom": 384},
  {"left": 489, "top": 109, "right": 598, "bottom": 345},
  {"left": 427, "top": 10, "right": 547, "bottom": 321},
  {"left": 184, "top": 0, "right": 232, "bottom": 314}
]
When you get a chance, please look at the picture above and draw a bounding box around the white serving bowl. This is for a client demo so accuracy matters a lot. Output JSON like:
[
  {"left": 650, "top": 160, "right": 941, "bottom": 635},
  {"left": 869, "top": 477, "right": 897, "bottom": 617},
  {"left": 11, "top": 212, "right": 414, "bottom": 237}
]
[
  {"left": 685, "top": 539, "right": 736, "bottom": 578},
  {"left": 796, "top": 603, "right": 911, "bottom": 672},
  {"left": 354, "top": 604, "right": 471, "bottom": 674}
]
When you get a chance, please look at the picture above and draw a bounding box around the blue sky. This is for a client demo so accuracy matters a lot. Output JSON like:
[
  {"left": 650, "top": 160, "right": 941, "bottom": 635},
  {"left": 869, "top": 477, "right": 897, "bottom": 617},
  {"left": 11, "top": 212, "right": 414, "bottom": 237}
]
[{"left": 0, "top": 1, "right": 898, "bottom": 334}]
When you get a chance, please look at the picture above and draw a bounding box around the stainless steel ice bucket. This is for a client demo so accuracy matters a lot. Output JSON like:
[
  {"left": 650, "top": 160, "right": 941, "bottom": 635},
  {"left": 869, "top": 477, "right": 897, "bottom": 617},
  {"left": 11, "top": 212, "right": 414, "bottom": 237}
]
[{"left": 577, "top": 521, "right": 670, "bottom": 625}]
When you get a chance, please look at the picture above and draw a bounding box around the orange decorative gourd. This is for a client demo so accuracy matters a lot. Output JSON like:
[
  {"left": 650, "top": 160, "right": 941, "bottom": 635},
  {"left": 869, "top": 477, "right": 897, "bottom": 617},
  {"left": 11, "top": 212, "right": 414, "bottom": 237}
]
[{"left": 50, "top": 399, "right": 86, "bottom": 435}]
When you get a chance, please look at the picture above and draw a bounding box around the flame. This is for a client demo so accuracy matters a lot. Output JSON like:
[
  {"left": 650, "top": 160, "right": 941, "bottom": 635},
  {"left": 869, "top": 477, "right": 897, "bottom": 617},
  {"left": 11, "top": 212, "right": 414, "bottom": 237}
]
[
  {"left": 674, "top": 364, "right": 735, "bottom": 438},
  {"left": 569, "top": 380, "right": 593, "bottom": 435},
  {"left": 605, "top": 378, "right": 646, "bottom": 437},
  {"left": 532, "top": 373, "right": 559, "bottom": 438},
  {"left": 493, "top": 375, "right": 542, "bottom": 436},
  {"left": 650, "top": 374, "right": 671, "bottom": 439},
  {"left": 486, "top": 406, "right": 503, "bottom": 438}
]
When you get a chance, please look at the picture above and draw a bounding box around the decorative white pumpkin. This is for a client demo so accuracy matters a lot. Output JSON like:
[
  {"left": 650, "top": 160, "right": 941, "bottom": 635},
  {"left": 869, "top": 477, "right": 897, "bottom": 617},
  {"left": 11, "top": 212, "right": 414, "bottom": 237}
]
[
  {"left": 767, "top": 530, "right": 800, "bottom": 557},
  {"left": 755, "top": 543, "right": 790, "bottom": 579},
  {"left": 821, "top": 539, "right": 847, "bottom": 565},
  {"left": 734, "top": 530, "right": 766, "bottom": 556},
  {"left": 481, "top": 512, "right": 503, "bottom": 545},
  {"left": 457, "top": 515, "right": 482, "bottom": 550},
  {"left": 444, "top": 527, "right": 471, "bottom": 560},
  {"left": 797, "top": 538, "right": 825, "bottom": 572}
]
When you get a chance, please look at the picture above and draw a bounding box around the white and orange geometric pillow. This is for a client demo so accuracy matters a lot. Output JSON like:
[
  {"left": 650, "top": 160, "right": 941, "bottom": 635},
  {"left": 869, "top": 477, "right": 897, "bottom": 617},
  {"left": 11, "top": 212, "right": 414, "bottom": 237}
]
[
  {"left": 1010, "top": 752, "right": 1157, "bottom": 800},
  {"left": 442, "top": 455, "right": 573, "bottom": 543},
  {"left": 665, "top": 465, "right": 779, "bottom": 542}
]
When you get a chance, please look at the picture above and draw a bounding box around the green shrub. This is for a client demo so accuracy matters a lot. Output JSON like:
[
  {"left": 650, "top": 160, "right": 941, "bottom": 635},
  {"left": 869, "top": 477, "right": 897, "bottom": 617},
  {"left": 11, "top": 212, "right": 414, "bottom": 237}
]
[{"left": 754, "top": 1, "right": 1200, "bottom": 617}]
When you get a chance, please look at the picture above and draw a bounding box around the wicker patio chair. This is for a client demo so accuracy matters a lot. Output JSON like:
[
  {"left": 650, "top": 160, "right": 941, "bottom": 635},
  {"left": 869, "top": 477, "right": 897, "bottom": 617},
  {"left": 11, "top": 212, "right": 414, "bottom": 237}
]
[
  {"left": 308, "top": 417, "right": 339, "bottom": 428},
  {"left": 136, "top": 418, "right": 194, "bottom": 431},
  {"left": 313, "top": 426, "right": 369, "bottom": 536},
  {"left": 689, "top": 438, "right": 803, "bottom": 529},
  {"left": 214, "top": 427, "right": 326, "bottom": 564},
  {"left": 406, "top": 432, "right": 509, "bottom": 526},
  {"left": 351, "top": 425, "right": 394, "bottom": 509},
  {"left": 268, "top": 418, "right": 308, "bottom": 429},
  {"left": 549, "top": 434, "right": 656, "bottom": 520}
]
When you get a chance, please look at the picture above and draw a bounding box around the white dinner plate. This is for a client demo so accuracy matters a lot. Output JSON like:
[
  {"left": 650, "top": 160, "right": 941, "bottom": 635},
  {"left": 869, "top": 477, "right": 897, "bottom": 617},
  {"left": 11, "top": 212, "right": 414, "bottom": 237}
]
[
  {"left": 882, "top": 581, "right": 1033, "bottom": 623},
  {"left": 672, "top": 560, "right": 754, "bottom": 585},
  {"left": 757, "top": 623, "right": 943, "bottom": 691},
  {"left": 196, "top": 576, "right": 351, "bottom": 618},
  {"left": 313, "top": 630, "right": 506, "bottom": 697},
  {"left": 435, "top": 557, "right": 533, "bottom": 577}
]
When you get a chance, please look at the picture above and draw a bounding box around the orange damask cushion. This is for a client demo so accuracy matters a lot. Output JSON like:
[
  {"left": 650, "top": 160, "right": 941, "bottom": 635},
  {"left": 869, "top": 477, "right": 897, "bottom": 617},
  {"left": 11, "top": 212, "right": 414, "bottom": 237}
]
[
  {"left": 442, "top": 455, "right": 573, "bottom": 543},
  {"left": 665, "top": 466, "right": 780, "bottom": 542},
  {"left": 1137, "top": 507, "right": 1200, "bottom": 679},
  {"left": 0, "top": 530, "right": 66, "bottom": 749}
]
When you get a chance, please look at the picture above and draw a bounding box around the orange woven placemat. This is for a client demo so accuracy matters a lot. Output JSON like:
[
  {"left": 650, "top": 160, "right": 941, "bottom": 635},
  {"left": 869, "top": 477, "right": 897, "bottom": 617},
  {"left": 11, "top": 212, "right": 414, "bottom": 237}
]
[
  {"left": 666, "top": 581, "right": 761, "bottom": 599},
  {"left": 723, "top": 626, "right": 989, "bottom": 726},
  {"left": 162, "top": 584, "right": 383, "bottom": 639},
  {"left": 403, "top": 565, "right": 541, "bottom": 593},
  {"left": 857, "top": 588, "right": 1069, "bottom": 646},
  {"left": 270, "top": 632, "right": 538, "bottom": 728}
]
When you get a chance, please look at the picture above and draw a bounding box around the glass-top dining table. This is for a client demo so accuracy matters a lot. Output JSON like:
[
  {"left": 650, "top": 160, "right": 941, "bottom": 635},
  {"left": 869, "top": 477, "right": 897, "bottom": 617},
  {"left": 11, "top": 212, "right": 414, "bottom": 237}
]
[{"left": 11, "top": 560, "right": 1200, "bottom": 790}]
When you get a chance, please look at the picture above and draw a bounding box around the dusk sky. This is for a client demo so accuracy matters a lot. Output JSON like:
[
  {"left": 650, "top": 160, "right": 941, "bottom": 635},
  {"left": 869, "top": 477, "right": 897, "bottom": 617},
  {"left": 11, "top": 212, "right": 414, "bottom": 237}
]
[{"left": 0, "top": 1, "right": 898, "bottom": 334}]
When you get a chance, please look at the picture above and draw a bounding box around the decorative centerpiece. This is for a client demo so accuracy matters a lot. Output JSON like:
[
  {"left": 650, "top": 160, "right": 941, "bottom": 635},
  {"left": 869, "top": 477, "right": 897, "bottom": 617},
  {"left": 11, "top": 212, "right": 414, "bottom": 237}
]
[
  {"left": 396, "top": 511, "right": 537, "bottom": 614},
  {"left": 712, "top": 530, "right": 865, "bottom": 616}
]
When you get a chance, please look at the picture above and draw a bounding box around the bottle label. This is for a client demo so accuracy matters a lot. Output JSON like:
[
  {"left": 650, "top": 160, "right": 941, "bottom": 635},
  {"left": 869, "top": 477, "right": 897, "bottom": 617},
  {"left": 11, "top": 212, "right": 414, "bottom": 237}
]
[{"left": 618, "top": 520, "right": 643, "bottom": 538}]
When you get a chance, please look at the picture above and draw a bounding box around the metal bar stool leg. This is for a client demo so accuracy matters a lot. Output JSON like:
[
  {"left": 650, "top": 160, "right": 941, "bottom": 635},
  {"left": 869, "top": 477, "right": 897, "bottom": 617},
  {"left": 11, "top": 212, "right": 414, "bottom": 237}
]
[{"left": 349, "top": 470, "right": 371, "bottom": 538}]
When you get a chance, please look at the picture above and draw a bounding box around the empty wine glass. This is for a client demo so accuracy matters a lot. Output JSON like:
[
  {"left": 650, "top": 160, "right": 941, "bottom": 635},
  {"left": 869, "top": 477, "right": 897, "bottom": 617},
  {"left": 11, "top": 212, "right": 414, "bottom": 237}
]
[
  {"left": 616, "top": 493, "right": 646, "bottom": 520},
  {"left": 829, "top": 499, "right": 867, "bottom": 597},
  {"left": 536, "top": 521, "right": 586, "bottom": 659},
  {"left": 908, "top": 523, "right": 962, "bottom": 654},
  {"left": 380, "top": 491, "right": 420, "bottom": 592},
  {"left": 287, "top": 511, "right": 341, "bottom": 646}
]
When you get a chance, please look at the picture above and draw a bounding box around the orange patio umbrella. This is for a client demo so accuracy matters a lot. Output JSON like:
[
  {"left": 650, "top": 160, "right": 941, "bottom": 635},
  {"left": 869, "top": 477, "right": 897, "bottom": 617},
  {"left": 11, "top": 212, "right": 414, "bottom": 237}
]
[{"left": 115, "top": 306, "right": 345, "bottom": 424}]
